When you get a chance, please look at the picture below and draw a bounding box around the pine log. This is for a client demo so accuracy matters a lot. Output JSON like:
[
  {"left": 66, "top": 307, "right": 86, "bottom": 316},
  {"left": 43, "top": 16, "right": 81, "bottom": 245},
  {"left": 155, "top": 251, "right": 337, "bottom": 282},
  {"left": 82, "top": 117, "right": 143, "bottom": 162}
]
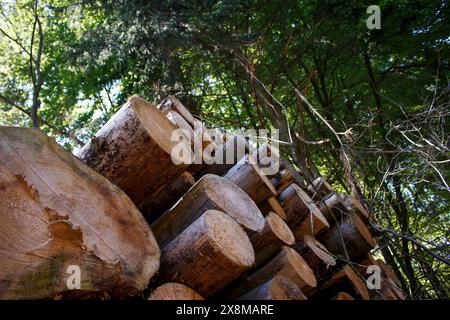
[
  {"left": 306, "top": 177, "right": 334, "bottom": 200},
  {"left": 317, "top": 192, "right": 348, "bottom": 224},
  {"left": 148, "top": 283, "right": 204, "bottom": 300},
  {"left": 258, "top": 197, "right": 288, "bottom": 220},
  {"left": 141, "top": 171, "right": 195, "bottom": 222},
  {"left": 250, "top": 212, "right": 295, "bottom": 268},
  {"left": 294, "top": 235, "right": 336, "bottom": 284},
  {"left": 0, "top": 127, "right": 160, "bottom": 299},
  {"left": 195, "top": 134, "right": 249, "bottom": 177},
  {"left": 157, "top": 210, "right": 255, "bottom": 298},
  {"left": 321, "top": 213, "right": 375, "bottom": 262},
  {"left": 227, "top": 246, "right": 316, "bottom": 298},
  {"left": 151, "top": 174, "right": 265, "bottom": 247},
  {"left": 224, "top": 154, "right": 277, "bottom": 204},
  {"left": 278, "top": 183, "right": 329, "bottom": 236},
  {"left": 331, "top": 292, "right": 355, "bottom": 300},
  {"left": 78, "top": 96, "right": 189, "bottom": 207},
  {"left": 311, "top": 265, "right": 369, "bottom": 300},
  {"left": 342, "top": 195, "right": 370, "bottom": 221},
  {"left": 237, "top": 276, "right": 306, "bottom": 300}
]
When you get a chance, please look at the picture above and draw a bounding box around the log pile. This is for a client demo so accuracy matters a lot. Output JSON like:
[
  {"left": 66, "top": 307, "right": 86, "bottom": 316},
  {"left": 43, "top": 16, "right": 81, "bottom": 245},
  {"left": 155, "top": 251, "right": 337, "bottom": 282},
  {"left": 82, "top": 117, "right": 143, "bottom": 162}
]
[{"left": 0, "top": 95, "right": 405, "bottom": 300}]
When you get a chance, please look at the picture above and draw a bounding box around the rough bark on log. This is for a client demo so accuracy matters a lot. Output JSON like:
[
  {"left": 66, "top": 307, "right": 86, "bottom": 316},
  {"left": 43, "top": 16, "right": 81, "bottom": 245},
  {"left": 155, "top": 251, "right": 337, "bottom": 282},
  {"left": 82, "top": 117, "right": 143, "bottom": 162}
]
[
  {"left": 252, "top": 143, "right": 280, "bottom": 179},
  {"left": 311, "top": 265, "right": 369, "bottom": 300},
  {"left": 148, "top": 283, "right": 204, "bottom": 300},
  {"left": 224, "top": 154, "right": 277, "bottom": 204},
  {"left": 278, "top": 184, "right": 329, "bottom": 236},
  {"left": 157, "top": 210, "right": 255, "bottom": 298},
  {"left": 141, "top": 171, "right": 195, "bottom": 222},
  {"left": 317, "top": 192, "right": 348, "bottom": 224},
  {"left": 0, "top": 127, "right": 160, "bottom": 299},
  {"left": 78, "top": 96, "right": 189, "bottom": 207},
  {"left": 294, "top": 235, "right": 336, "bottom": 284},
  {"left": 237, "top": 276, "right": 306, "bottom": 300},
  {"left": 321, "top": 213, "right": 375, "bottom": 262},
  {"left": 250, "top": 212, "right": 295, "bottom": 268},
  {"left": 342, "top": 195, "right": 370, "bottom": 221},
  {"left": 227, "top": 246, "right": 316, "bottom": 298},
  {"left": 306, "top": 177, "right": 334, "bottom": 200},
  {"left": 151, "top": 174, "right": 265, "bottom": 247},
  {"left": 258, "top": 197, "right": 287, "bottom": 221}
]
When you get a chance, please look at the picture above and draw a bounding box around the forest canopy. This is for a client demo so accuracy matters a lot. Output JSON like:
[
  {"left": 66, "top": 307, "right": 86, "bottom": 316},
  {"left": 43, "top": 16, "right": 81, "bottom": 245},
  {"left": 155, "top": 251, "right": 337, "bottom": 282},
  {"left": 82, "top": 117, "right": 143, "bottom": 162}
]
[{"left": 0, "top": 0, "right": 449, "bottom": 298}]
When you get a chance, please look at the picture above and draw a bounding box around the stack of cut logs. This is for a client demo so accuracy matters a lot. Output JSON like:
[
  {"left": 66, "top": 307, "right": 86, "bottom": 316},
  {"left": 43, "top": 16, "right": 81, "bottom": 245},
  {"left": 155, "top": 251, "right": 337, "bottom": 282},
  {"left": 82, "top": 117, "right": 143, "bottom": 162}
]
[{"left": 0, "top": 95, "right": 405, "bottom": 300}]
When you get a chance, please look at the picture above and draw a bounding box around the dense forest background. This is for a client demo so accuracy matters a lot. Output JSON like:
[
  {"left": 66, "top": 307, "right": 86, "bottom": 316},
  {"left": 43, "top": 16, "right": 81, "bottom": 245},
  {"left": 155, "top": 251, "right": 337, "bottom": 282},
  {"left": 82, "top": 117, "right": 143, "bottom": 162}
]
[{"left": 0, "top": 0, "right": 449, "bottom": 299}]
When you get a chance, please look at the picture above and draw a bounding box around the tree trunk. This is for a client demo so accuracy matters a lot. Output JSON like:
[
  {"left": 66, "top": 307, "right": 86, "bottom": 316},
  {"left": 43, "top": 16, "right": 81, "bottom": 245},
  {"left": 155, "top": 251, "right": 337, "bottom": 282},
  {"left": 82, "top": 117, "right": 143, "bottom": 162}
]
[
  {"left": 77, "top": 96, "right": 189, "bottom": 208},
  {"left": 151, "top": 174, "right": 265, "bottom": 247},
  {"left": 237, "top": 276, "right": 306, "bottom": 300},
  {"left": 227, "top": 246, "right": 316, "bottom": 298},
  {"left": 0, "top": 127, "right": 160, "bottom": 299},
  {"left": 224, "top": 154, "right": 276, "bottom": 204},
  {"left": 321, "top": 213, "right": 375, "bottom": 262},
  {"left": 294, "top": 235, "right": 336, "bottom": 284},
  {"left": 148, "top": 283, "right": 204, "bottom": 300},
  {"left": 258, "top": 197, "right": 287, "bottom": 221},
  {"left": 249, "top": 212, "right": 295, "bottom": 268},
  {"left": 141, "top": 171, "right": 195, "bottom": 222},
  {"left": 157, "top": 210, "right": 255, "bottom": 298}
]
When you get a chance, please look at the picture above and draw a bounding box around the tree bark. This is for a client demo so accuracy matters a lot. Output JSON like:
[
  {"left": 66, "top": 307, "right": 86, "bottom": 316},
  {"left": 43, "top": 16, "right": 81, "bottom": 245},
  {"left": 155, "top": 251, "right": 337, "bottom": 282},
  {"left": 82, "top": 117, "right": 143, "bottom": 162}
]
[
  {"left": 321, "top": 213, "right": 375, "bottom": 262},
  {"left": 294, "top": 235, "right": 336, "bottom": 284},
  {"left": 249, "top": 212, "right": 295, "bottom": 268},
  {"left": 224, "top": 154, "right": 277, "bottom": 204},
  {"left": 227, "top": 246, "right": 316, "bottom": 298},
  {"left": 278, "top": 183, "right": 329, "bottom": 237},
  {"left": 141, "top": 171, "right": 195, "bottom": 222},
  {"left": 78, "top": 96, "right": 189, "bottom": 208},
  {"left": 151, "top": 174, "right": 265, "bottom": 247},
  {"left": 148, "top": 283, "right": 204, "bottom": 300},
  {"left": 0, "top": 127, "right": 160, "bottom": 299},
  {"left": 237, "top": 276, "right": 306, "bottom": 300},
  {"left": 157, "top": 210, "right": 255, "bottom": 298}
]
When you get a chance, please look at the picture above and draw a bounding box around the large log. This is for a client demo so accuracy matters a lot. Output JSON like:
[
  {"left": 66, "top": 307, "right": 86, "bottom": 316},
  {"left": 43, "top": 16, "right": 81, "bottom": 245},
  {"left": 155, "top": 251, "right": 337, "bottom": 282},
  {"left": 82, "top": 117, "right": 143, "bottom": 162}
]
[
  {"left": 157, "top": 210, "right": 255, "bottom": 298},
  {"left": 311, "top": 265, "right": 369, "bottom": 300},
  {"left": 77, "top": 96, "right": 189, "bottom": 207},
  {"left": 148, "top": 283, "right": 204, "bottom": 300},
  {"left": 227, "top": 246, "right": 316, "bottom": 298},
  {"left": 224, "top": 154, "right": 277, "bottom": 204},
  {"left": 321, "top": 213, "right": 375, "bottom": 261},
  {"left": 0, "top": 127, "right": 160, "bottom": 299},
  {"left": 141, "top": 171, "right": 195, "bottom": 222},
  {"left": 250, "top": 212, "right": 295, "bottom": 268},
  {"left": 151, "top": 174, "right": 265, "bottom": 247},
  {"left": 258, "top": 197, "right": 288, "bottom": 221},
  {"left": 294, "top": 235, "right": 336, "bottom": 284},
  {"left": 237, "top": 276, "right": 306, "bottom": 300},
  {"left": 278, "top": 184, "right": 329, "bottom": 236}
]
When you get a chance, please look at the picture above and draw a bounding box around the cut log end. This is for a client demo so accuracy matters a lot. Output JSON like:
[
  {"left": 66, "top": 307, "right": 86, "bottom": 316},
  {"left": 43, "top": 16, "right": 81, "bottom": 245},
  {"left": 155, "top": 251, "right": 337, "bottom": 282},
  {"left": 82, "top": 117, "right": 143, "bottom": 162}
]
[
  {"left": 285, "top": 247, "right": 317, "bottom": 290},
  {"left": 206, "top": 210, "right": 255, "bottom": 268},
  {"left": 267, "top": 212, "right": 295, "bottom": 246},
  {"left": 302, "top": 234, "right": 336, "bottom": 268},
  {"left": 148, "top": 283, "right": 204, "bottom": 300}
]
